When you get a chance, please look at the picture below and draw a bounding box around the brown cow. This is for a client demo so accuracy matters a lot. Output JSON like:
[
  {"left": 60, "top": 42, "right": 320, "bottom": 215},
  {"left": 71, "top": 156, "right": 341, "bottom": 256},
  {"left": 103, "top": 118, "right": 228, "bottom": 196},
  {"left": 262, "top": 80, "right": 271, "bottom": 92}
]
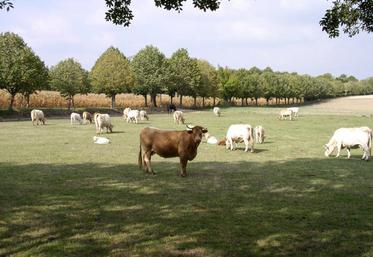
[
  {"left": 139, "top": 125, "right": 208, "bottom": 177},
  {"left": 83, "top": 111, "right": 93, "bottom": 124}
]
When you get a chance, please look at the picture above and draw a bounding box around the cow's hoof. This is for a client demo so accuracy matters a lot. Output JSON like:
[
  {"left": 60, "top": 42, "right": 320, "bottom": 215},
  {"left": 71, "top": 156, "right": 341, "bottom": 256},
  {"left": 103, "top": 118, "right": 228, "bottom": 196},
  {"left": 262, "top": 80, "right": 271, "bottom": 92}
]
[{"left": 180, "top": 173, "right": 187, "bottom": 177}]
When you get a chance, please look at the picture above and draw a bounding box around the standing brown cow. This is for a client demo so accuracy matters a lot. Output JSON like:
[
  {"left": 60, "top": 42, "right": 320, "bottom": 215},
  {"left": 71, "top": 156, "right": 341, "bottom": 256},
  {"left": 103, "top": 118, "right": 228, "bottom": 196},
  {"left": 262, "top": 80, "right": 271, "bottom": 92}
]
[{"left": 139, "top": 125, "right": 208, "bottom": 177}]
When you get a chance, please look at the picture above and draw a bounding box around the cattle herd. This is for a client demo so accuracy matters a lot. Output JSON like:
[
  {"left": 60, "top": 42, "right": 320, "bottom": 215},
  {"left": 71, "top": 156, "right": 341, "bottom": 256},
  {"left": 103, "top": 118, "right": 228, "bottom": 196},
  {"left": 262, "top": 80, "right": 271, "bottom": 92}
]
[{"left": 30, "top": 105, "right": 372, "bottom": 176}]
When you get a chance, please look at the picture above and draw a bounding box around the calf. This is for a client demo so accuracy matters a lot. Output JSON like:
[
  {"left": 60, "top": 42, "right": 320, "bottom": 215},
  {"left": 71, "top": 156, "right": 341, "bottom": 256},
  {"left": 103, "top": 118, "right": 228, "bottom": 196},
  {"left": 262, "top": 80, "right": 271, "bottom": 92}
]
[
  {"left": 140, "top": 110, "right": 149, "bottom": 121},
  {"left": 139, "top": 125, "right": 208, "bottom": 176},
  {"left": 213, "top": 107, "right": 221, "bottom": 117},
  {"left": 254, "top": 125, "right": 265, "bottom": 144},
  {"left": 127, "top": 110, "right": 140, "bottom": 123},
  {"left": 279, "top": 109, "right": 294, "bottom": 120},
  {"left": 83, "top": 111, "right": 93, "bottom": 124}
]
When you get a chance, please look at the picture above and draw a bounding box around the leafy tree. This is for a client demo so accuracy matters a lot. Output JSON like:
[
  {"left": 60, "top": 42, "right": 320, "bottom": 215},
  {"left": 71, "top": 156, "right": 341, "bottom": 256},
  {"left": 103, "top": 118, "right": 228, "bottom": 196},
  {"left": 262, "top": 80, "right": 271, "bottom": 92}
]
[
  {"left": 261, "top": 71, "right": 277, "bottom": 105},
  {"left": 105, "top": 0, "right": 221, "bottom": 26},
  {"left": 196, "top": 59, "right": 218, "bottom": 107},
  {"left": 167, "top": 48, "right": 200, "bottom": 107},
  {"left": 49, "top": 58, "right": 90, "bottom": 110},
  {"left": 0, "top": 0, "right": 13, "bottom": 11},
  {"left": 90, "top": 47, "right": 134, "bottom": 109},
  {"left": 130, "top": 45, "right": 166, "bottom": 107},
  {"left": 222, "top": 70, "right": 240, "bottom": 104},
  {"left": 217, "top": 66, "right": 233, "bottom": 103},
  {"left": 0, "top": 32, "right": 48, "bottom": 111},
  {"left": 320, "top": 0, "right": 373, "bottom": 37}
]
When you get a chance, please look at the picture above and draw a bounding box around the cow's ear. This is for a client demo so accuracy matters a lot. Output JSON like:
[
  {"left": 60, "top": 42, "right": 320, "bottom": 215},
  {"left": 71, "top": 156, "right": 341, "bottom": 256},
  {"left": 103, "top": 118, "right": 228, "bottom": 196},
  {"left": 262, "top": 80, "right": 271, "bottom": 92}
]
[
  {"left": 202, "top": 128, "right": 208, "bottom": 133},
  {"left": 187, "top": 130, "right": 193, "bottom": 134}
]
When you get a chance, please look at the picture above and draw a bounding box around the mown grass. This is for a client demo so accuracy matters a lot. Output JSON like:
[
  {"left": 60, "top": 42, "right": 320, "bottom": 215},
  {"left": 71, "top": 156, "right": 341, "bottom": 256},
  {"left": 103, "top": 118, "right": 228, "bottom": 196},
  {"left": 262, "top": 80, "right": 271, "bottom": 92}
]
[{"left": 1, "top": 107, "right": 373, "bottom": 256}]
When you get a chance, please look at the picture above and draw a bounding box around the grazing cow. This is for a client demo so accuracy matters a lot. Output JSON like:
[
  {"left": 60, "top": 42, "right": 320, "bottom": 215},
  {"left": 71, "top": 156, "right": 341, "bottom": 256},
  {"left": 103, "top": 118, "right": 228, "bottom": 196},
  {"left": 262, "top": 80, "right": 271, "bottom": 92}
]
[
  {"left": 254, "top": 125, "right": 265, "bottom": 144},
  {"left": 173, "top": 111, "right": 185, "bottom": 124},
  {"left": 224, "top": 124, "right": 255, "bottom": 152},
  {"left": 324, "top": 127, "right": 372, "bottom": 160},
  {"left": 139, "top": 110, "right": 149, "bottom": 121},
  {"left": 126, "top": 110, "right": 140, "bottom": 123},
  {"left": 83, "top": 111, "right": 93, "bottom": 124},
  {"left": 95, "top": 113, "right": 113, "bottom": 133},
  {"left": 167, "top": 104, "right": 177, "bottom": 113},
  {"left": 31, "top": 109, "right": 46, "bottom": 125},
  {"left": 70, "top": 112, "right": 83, "bottom": 125},
  {"left": 213, "top": 107, "right": 221, "bottom": 117},
  {"left": 279, "top": 109, "right": 294, "bottom": 120},
  {"left": 138, "top": 125, "right": 208, "bottom": 176},
  {"left": 287, "top": 107, "right": 299, "bottom": 117},
  {"left": 123, "top": 107, "right": 131, "bottom": 119}
]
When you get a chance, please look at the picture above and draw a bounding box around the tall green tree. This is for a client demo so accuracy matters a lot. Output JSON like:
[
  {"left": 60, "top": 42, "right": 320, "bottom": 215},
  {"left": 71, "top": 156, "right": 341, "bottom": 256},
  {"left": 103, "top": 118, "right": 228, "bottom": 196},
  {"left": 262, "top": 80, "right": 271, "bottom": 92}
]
[
  {"left": 217, "top": 66, "right": 234, "bottom": 103},
  {"left": 49, "top": 58, "right": 90, "bottom": 110},
  {"left": 0, "top": 32, "right": 48, "bottom": 111},
  {"left": 167, "top": 49, "right": 200, "bottom": 107},
  {"left": 130, "top": 45, "right": 166, "bottom": 107},
  {"left": 90, "top": 47, "right": 134, "bottom": 109},
  {"left": 196, "top": 59, "right": 218, "bottom": 107}
]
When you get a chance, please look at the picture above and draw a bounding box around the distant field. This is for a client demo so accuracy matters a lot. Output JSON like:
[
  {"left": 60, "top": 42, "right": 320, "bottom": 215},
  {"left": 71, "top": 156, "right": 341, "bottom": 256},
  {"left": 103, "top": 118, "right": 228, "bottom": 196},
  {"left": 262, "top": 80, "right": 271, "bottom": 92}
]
[{"left": 1, "top": 107, "right": 373, "bottom": 256}]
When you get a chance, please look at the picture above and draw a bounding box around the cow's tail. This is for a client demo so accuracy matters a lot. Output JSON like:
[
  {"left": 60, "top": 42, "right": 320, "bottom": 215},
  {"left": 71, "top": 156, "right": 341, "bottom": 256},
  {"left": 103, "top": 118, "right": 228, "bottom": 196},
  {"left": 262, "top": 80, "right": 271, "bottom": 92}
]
[
  {"left": 368, "top": 131, "right": 372, "bottom": 158},
  {"left": 249, "top": 126, "right": 255, "bottom": 152},
  {"left": 138, "top": 144, "right": 143, "bottom": 170}
]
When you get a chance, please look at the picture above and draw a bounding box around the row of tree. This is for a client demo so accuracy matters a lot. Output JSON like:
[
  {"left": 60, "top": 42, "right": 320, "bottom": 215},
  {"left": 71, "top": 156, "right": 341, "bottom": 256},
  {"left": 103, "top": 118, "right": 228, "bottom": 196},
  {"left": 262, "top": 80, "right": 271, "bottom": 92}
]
[{"left": 1, "top": 32, "right": 373, "bottom": 111}]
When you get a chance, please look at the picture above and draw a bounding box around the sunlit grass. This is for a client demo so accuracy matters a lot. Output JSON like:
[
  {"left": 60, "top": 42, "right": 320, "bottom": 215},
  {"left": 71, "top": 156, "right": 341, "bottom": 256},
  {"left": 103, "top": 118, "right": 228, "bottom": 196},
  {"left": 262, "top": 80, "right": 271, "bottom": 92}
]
[{"left": 0, "top": 107, "right": 373, "bottom": 256}]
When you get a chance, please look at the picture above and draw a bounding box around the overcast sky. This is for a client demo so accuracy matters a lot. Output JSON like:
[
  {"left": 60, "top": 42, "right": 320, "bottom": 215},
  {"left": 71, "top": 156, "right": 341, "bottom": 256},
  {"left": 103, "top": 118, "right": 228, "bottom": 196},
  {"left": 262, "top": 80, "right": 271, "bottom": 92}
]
[{"left": 1, "top": 0, "right": 372, "bottom": 79}]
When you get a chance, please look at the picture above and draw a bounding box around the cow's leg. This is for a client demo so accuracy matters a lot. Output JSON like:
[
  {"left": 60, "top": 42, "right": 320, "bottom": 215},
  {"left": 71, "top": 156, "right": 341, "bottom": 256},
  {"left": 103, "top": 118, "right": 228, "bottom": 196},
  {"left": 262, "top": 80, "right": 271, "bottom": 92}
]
[
  {"left": 346, "top": 148, "right": 351, "bottom": 159},
  {"left": 144, "top": 151, "right": 155, "bottom": 174},
  {"left": 229, "top": 138, "right": 234, "bottom": 150},
  {"left": 336, "top": 143, "right": 342, "bottom": 158},
  {"left": 243, "top": 138, "right": 249, "bottom": 152},
  {"left": 179, "top": 157, "right": 188, "bottom": 177},
  {"left": 361, "top": 145, "right": 369, "bottom": 160}
]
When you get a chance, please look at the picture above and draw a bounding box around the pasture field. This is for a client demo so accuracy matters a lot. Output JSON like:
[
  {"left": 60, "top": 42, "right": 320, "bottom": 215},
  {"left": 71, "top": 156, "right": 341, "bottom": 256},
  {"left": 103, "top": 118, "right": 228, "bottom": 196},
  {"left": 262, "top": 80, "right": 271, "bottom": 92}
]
[{"left": 1, "top": 107, "right": 373, "bottom": 257}]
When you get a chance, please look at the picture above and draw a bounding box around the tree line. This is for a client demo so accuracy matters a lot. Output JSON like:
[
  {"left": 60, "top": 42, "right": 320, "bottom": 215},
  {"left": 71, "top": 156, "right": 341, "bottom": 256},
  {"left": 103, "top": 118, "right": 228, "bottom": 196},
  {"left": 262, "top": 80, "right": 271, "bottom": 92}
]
[{"left": 1, "top": 32, "right": 373, "bottom": 111}]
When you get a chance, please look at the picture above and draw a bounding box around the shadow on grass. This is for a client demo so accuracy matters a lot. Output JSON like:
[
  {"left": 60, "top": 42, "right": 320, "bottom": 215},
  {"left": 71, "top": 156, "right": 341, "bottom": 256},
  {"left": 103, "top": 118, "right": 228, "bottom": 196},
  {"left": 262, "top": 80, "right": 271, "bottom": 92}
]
[{"left": 1, "top": 158, "right": 373, "bottom": 257}]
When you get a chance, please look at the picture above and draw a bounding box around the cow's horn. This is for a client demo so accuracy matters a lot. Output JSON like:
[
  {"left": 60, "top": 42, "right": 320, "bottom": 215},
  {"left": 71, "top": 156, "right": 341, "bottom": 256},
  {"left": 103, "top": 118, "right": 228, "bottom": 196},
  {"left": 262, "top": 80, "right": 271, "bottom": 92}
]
[{"left": 186, "top": 124, "right": 194, "bottom": 130}]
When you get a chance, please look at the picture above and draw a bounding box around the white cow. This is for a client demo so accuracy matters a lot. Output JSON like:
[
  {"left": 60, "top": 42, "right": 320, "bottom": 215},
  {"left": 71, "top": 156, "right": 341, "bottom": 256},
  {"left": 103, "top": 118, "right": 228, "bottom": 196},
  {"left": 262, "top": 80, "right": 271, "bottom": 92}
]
[
  {"left": 324, "top": 127, "right": 372, "bottom": 160},
  {"left": 126, "top": 110, "right": 140, "bottom": 123},
  {"left": 254, "top": 125, "right": 265, "bottom": 144},
  {"left": 95, "top": 113, "right": 113, "bottom": 133},
  {"left": 139, "top": 110, "right": 149, "bottom": 121},
  {"left": 287, "top": 107, "right": 299, "bottom": 117},
  {"left": 70, "top": 112, "right": 83, "bottom": 125},
  {"left": 279, "top": 109, "right": 294, "bottom": 120},
  {"left": 225, "top": 124, "right": 255, "bottom": 152},
  {"left": 123, "top": 107, "right": 131, "bottom": 120},
  {"left": 31, "top": 109, "right": 45, "bottom": 125},
  {"left": 173, "top": 111, "right": 185, "bottom": 124},
  {"left": 213, "top": 107, "right": 221, "bottom": 117}
]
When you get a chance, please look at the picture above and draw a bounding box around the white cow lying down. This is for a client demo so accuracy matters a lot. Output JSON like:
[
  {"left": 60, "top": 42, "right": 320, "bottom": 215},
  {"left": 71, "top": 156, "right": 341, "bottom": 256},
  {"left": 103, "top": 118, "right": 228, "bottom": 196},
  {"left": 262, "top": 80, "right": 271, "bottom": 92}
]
[
  {"left": 324, "top": 127, "right": 372, "bottom": 160},
  {"left": 224, "top": 124, "right": 255, "bottom": 152}
]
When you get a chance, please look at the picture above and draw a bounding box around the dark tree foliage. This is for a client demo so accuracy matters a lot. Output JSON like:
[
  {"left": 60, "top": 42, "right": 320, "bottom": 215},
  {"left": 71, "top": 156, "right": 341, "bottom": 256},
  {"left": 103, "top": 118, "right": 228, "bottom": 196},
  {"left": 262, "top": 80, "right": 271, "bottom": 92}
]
[
  {"left": 105, "top": 0, "right": 221, "bottom": 26},
  {"left": 320, "top": 0, "right": 373, "bottom": 37},
  {"left": 0, "top": 0, "right": 13, "bottom": 11}
]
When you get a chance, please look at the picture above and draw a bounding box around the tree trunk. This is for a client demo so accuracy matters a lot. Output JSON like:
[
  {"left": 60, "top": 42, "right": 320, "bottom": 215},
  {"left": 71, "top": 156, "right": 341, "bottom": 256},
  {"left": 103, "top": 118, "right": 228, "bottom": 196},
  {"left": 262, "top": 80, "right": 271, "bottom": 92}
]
[
  {"left": 26, "top": 94, "right": 30, "bottom": 108},
  {"left": 143, "top": 94, "right": 148, "bottom": 107},
  {"left": 8, "top": 93, "right": 16, "bottom": 111},
  {"left": 72, "top": 96, "right": 75, "bottom": 109},
  {"left": 151, "top": 94, "right": 157, "bottom": 107},
  {"left": 241, "top": 98, "right": 244, "bottom": 106},
  {"left": 170, "top": 95, "right": 173, "bottom": 104},
  {"left": 266, "top": 98, "right": 270, "bottom": 106},
  {"left": 193, "top": 97, "right": 197, "bottom": 108},
  {"left": 67, "top": 97, "right": 72, "bottom": 111},
  {"left": 159, "top": 94, "right": 162, "bottom": 107},
  {"left": 179, "top": 95, "right": 183, "bottom": 107},
  {"left": 111, "top": 94, "right": 116, "bottom": 109},
  {"left": 255, "top": 97, "right": 258, "bottom": 106},
  {"left": 213, "top": 97, "right": 216, "bottom": 106},
  {"left": 202, "top": 97, "right": 205, "bottom": 107}
]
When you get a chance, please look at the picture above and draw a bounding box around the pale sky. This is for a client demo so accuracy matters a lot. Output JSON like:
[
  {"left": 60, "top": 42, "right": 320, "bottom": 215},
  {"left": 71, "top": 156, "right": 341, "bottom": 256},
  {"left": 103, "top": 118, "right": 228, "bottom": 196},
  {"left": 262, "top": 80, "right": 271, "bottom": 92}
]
[{"left": 1, "top": 0, "right": 372, "bottom": 79}]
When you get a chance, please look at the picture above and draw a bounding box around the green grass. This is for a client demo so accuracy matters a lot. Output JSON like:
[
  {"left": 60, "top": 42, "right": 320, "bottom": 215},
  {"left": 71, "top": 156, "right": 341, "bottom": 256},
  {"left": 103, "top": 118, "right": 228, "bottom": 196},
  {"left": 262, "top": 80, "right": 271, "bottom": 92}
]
[{"left": 1, "top": 107, "right": 373, "bottom": 256}]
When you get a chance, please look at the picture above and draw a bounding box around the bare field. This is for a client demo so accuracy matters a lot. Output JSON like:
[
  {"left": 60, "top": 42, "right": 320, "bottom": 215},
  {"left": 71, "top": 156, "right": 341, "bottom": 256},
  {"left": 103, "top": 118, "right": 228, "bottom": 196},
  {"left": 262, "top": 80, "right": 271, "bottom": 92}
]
[{"left": 303, "top": 95, "right": 373, "bottom": 115}]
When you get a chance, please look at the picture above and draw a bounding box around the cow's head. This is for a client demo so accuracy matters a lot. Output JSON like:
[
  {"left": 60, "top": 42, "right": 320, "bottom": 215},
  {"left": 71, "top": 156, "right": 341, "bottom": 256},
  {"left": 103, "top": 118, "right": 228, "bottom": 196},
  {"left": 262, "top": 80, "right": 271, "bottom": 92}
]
[
  {"left": 324, "top": 143, "right": 336, "bottom": 157},
  {"left": 186, "top": 125, "right": 208, "bottom": 144}
]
